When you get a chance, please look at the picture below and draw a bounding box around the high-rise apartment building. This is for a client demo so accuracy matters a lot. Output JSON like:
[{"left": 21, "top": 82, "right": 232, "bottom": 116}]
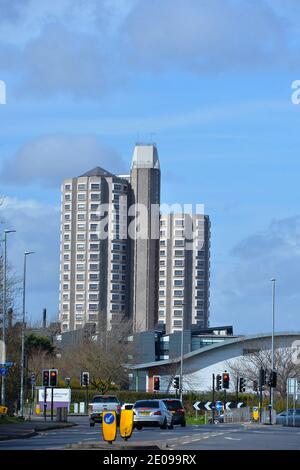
[
  {"left": 158, "top": 213, "right": 210, "bottom": 334},
  {"left": 59, "top": 167, "right": 130, "bottom": 334},
  {"left": 59, "top": 144, "right": 161, "bottom": 334}
]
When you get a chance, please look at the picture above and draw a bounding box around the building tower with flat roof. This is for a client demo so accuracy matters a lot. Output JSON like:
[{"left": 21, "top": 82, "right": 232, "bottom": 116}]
[{"left": 130, "top": 144, "right": 161, "bottom": 332}]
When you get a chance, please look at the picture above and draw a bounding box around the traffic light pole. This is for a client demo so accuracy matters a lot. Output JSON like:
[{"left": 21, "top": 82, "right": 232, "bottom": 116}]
[
  {"left": 44, "top": 387, "right": 47, "bottom": 422},
  {"left": 51, "top": 386, "right": 54, "bottom": 422},
  {"left": 85, "top": 385, "right": 89, "bottom": 414},
  {"left": 212, "top": 374, "right": 215, "bottom": 424},
  {"left": 236, "top": 376, "right": 239, "bottom": 404},
  {"left": 259, "top": 368, "right": 263, "bottom": 423}
]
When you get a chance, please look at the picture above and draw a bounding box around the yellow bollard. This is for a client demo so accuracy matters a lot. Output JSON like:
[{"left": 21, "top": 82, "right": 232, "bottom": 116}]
[
  {"left": 35, "top": 404, "right": 41, "bottom": 415},
  {"left": 102, "top": 411, "right": 117, "bottom": 444},
  {"left": 120, "top": 409, "right": 134, "bottom": 441}
]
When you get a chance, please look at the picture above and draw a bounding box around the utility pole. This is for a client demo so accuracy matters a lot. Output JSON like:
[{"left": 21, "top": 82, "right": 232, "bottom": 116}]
[
  {"left": 179, "top": 302, "right": 185, "bottom": 402},
  {"left": 1, "top": 229, "right": 16, "bottom": 406},
  {"left": 270, "top": 278, "right": 276, "bottom": 424},
  {"left": 212, "top": 373, "right": 215, "bottom": 424},
  {"left": 20, "top": 251, "right": 34, "bottom": 418}
]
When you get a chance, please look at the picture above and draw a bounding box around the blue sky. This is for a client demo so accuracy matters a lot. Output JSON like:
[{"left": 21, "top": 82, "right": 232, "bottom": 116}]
[{"left": 1, "top": 0, "right": 300, "bottom": 334}]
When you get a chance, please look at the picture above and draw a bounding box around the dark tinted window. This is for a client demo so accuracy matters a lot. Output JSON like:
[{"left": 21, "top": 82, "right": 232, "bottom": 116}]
[
  {"left": 163, "top": 400, "right": 183, "bottom": 411},
  {"left": 134, "top": 400, "right": 160, "bottom": 408},
  {"left": 93, "top": 396, "right": 118, "bottom": 403}
]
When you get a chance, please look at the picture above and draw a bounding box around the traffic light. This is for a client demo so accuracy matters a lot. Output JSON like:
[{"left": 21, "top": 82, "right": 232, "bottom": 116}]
[
  {"left": 49, "top": 369, "right": 58, "bottom": 387},
  {"left": 268, "top": 370, "right": 277, "bottom": 388},
  {"left": 253, "top": 380, "right": 258, "bottom": 392},
  {"left": 173, "top": 376, "right": 180, "bottom": 390},
  {"left": 153, "top": 376, "right": 160, "bottom": 391},
  {"left": 42, "top": 369, "right": 49, "bottom": 387},
  {"left": 65, "top": 377, "right": 71, "bottom": 387},
  {"left": 216, "top": 374, "right": 222, "bottom": 391},
  {"left": 81, "top": 371, "right": 90, "bottom": 387},
  {"left": 222, "top": 372, "right": 230, "bottom": 389},
  {"left": 259, "top": 368, "right": 266, "bottom": 387},
  {"left": 239, "top": 377, "right": 246, "bottom": 393}
]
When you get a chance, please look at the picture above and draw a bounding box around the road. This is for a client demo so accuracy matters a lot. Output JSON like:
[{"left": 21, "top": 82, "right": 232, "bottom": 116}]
[{"left": 0, "top": 417, "right": 300, "bottom": 450}]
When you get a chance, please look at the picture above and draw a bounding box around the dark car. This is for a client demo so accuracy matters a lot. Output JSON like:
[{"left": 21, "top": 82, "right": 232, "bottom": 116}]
[
  {"left": 162, "top": 399, "right": 186, "bottom": 427},
  {"left": 276, "top": 409, "right": 300, "bottom": 426}
]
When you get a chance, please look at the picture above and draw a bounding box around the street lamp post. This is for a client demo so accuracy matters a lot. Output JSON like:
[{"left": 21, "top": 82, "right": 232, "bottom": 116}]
[
  {"left": 20, "top": 251, "right": 34, "bottom": 418},
  {"left": 1, "top": 229, "right": 16, "bottom": 406},
  {"left": 270, "top": 278, "right": 276, "bottom": 424},
  {"left": 179, "top": 302, "right": 185, "bottom": 402}
]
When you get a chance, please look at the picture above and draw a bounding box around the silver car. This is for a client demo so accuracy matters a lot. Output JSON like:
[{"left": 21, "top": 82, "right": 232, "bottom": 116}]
[{"left": 133, "top": 399, "right": 173, "bottom": 430}]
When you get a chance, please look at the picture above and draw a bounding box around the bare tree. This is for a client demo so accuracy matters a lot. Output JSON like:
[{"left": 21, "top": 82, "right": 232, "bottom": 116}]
[{"left": 226, "top": 341, "right": 300, "bottom": 399}]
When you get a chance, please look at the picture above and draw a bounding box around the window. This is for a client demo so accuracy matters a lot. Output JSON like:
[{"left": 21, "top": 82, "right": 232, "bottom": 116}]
[
  {"left": 63, "top": 284, "right": 69, "bottom": 290},
  {"left": 65, "top": 214, "right": 71, "bottom": 221},
  {"left": 174, "top": 250, "right": 184, "bottom": 256},
  {"left": 89, "top": 273, "right": 98, "bottom": 280},
  {"left": 63, "top": 274, "right": 69, "bottom": 281},
  {"left": 173, "top": 310, "right": 183, "bottom": 316},
  {"left": 112, "top": 294, "right": 119, "bottom": 301},
  {"left": 91, "top": 183, "right": 100, "bottom": 190},
  {"left": 64, "top": 254, "right": 70, "bottom": 260},
  {"left": 78, "top": 204, "right": 86, "bottom": 211},
  {"left": 160, "top": 250, "right": 166, "bottom": 256},
  {"left": 90, "top": 224, "right": 98, "bottom": 231},
  {"left": 89, "top": 264, "right": 99, "bottom": 270},
  {"left": 65, "top": 194, "right": 71, "bottom": 201},
  {"left": 77, "top": 243, "right": 85, "bottom": 250},
  {"left": 159, "top": 270, "right": 166, "bottom": 276},
  {"left": 174, "top": 239, "right": 184, "bottom": 247},
  {"left": 89, "top": 304, "right": 98, "bottom": 311},
  {"left": 113, "top": 244, "right": 120, "bottom": 250},
  {"left": 89, "top": 284, "right": 98, "bottom": 290},
  {"left": 112, "top": 284, "right": 119, "bottom": 290},
  {"left": 159, "top": 280, "right": 165, "bottom": 286},
  {"left": 175, "top": 260, "right": 183, "bottom": 267},
  {"left": 173, "top": 320, "right": 183, "bottom": 326},
  {"left": 90, "top": 204, "right": 99, "bottom": 210},
  {"left": 77, "top": 234, "right": 85, "bottom": 241},
  {"left": 76, "top": 263, "right": 84, "bottom": 270},
  {"left": 111, "top": 304, "right": 119, "bottom": 311},
  {"left": 63, "top": 244, "right": 70, "bottom": 250},
  {"left": 76, "top": 294, "right": 84, "bottom": 301},
  {"left": 114, "top": 184, "right": 121, "bottom": 191},
  {"left": 174, "top": 290, "right": 183, "bottom": 297},
  {"left": 64, "top": 234, "right": 70, "bottom": 241},
  {"left": 76, "top": 274, "right": 84, "bottom": 281},
  {"left": 90, "top": 244, "right": 99, "bottom": 250},
  {"left": 63, "top": 294, "right": 69, "bottom": 300},
  {"left": 89, "top": 253, "right": 98, "bottom": 260},
  {"left": 159, "top": 290, "right": 165, "bottom": 296},
  {"left": 77, "top": 254, "right": 85, "bottom": 260},
  {"left": 89, "top": 294, "right": 98, "bottom": 301},
  {"left": 175, "top": 219, "right": 184, "bottom": 226},
  {"left": 62, "top": 304, "right": 69, "bottom": 311},
  {"left": 64, "top": 224, "right": 70, "bottom": 230},
  {"left": 160, "top": 260, "right": 166, "bottom": 266},
  {"left": 112, "top": 274, "right": 119, "bottom": 280},
  {"left": 77, "top": 224, "right": 86, "bottom": 231},
  {"left": 78, "top": 214, "right": 85, "bottom": 220},
  {"left": 160, "top": 240, "right": 166, "bottom": 246},
  {"left": 63, "top": 264, "right": 69, "bottom": 270},
  {"left": 112, "top": 264, "right": 120, "bottom": 270},
  {"left": 91, "top": 193, "right": 100, "bottom": 201},
  {"left": 64, "top": 204, "right": 71, "bottom": 211},
  {"left": 174, "top": 270, "right": 183, "bottom": 276},
  {"left": 76, "top": 304, "right": 83, "bottom": 311},
  {"left": 78, "top": 193, "right": 86, "bottom": 201},
  {"left": 174, "top": 279, "right": 183, "bottom": 286},
  {"left": 78, "top": 184, "right": 86, "bottom": 190},
  {"left": 90, "top": 234, "right": 98, "bottom": 241},
  {"left": 174, "top": 299, "right": 182, "bottom": 306},
  {"left": 65, "top": 184, "right": 71, "bottom": 190},
  {"left": 76, "top": 284, "right": 84, "bottom": 290}
]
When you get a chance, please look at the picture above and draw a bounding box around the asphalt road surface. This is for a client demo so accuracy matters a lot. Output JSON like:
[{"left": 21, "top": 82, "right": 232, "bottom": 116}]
[{"left": 0, "top": 417, "right": 300, "bottom": 450}]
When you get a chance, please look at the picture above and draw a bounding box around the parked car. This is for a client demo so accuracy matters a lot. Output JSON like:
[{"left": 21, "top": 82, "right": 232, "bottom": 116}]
[
  {"left": 121, "top": 403, "right": 134, "bottom": 410},
  {"left": 161, "top": 398, "right": 186, "bottom": 427},
  {"left": 88, "top": 395, "right": 121, "bottom": 427},
  {"left": 133, "top": 399, "right": 173, "bottom": 430},
  {"left": 276, "top": 409, "right": 300, "bottom": 426}
]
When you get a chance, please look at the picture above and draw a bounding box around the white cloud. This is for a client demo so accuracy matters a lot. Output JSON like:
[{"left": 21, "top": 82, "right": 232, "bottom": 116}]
[{"left": 0, "top": 134, "right": 126, "bottom": 187}]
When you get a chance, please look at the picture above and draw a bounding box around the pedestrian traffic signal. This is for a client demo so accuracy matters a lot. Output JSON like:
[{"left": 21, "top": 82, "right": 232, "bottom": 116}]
[
  {"left": 216, "top": 374, "right": 222, "bottom": 391},
  {"left": 268, "top": 370, "right": 277, "bottom": 388},
  {"left": 259, "top": 368, "right": 266, "bottom": 386},
  {"left": 222, "top": 372, "right": 230, "bottom": 389},
  {"left": 153, "top": 376, "right": 160, "bottom": 391},
  {"left": 81, "top": 371, "right": 90, "bottom": 387},
  {"left": 42, "top": 369, "right": 49, "bottom": 387},
  {"left": 239, "top": 377, "right": 246, "bottom": 393},
  {"left": 173, "top": 376, "right": 180, "bottom": 390},
  {"left": 49, "top": 369, "right": 58, "bottom": 387}
]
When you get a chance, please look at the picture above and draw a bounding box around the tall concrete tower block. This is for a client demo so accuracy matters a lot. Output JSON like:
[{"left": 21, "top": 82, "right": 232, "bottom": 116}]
[{"left": 130, "top": 144, "right": 161, "bottom": 332}]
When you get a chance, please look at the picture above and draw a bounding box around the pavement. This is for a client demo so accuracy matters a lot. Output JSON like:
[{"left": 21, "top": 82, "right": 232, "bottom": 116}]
[
  {"left": 0, "top": 416, "right": 299, "bottom": 450},
  {"left": 0, "top": 417, "right": 75, "bottom": 441}
]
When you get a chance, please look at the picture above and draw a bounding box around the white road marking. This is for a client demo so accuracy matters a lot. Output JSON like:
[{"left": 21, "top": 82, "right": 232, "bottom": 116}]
[{"left": 224, "top": 437, "right": 241, "bottom": 441}]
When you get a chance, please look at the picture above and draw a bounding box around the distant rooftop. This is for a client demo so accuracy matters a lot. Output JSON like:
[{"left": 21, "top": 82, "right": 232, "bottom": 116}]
[
  {"left": 80, "top": 166, "right": 115, "bottom": 178},
  {"left": 131, "top": 144, "right": 160, "bottom": 170}
]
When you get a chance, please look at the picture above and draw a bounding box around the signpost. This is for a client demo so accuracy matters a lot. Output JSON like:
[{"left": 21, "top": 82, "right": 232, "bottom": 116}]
[
  {"left": 287, "top": 378, "right": 298, "bottom": 427},
  {"left": 102, "top": 411, "right": 117, "bottom": 444},
  {"left": 120, "top": 409, "right": 134, "bottom": 441}
]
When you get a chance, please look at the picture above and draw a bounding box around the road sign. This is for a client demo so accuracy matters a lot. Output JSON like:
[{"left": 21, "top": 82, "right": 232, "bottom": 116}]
[
  {"left": 287, "top": 378, "right": 297, "bottom": 395},
  {"left": 237, "top": 402, "right": 245, "bottom": 409},
  {"left": 0, "top": 406, "right": 8, "bottom": 415},
  {"left": 215, "top": 401, "right": 223, "bottom": 412},
  {"left": 31, "top": 372, "right": 36, "bottom": 385},
  {"left": 0, "top": 368, "right": 8, "bottom": 376},
  {"left": 0, "top": 361, "right": 14, "bottom": 367},
  {"left": 204, "top": 401, "right": 212, "bottom": 411},
  {"left": 225, "top": 402, "right": 232, "bottom": 410},
  {"left": 102, "top": 411, "right": 117, "bottom": 443},
  {"left": 193, "top": 401, "right": 201, "bottom": 411},
  {"left": 120, "top": 409, "right": 134, "bottom": 440}
]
